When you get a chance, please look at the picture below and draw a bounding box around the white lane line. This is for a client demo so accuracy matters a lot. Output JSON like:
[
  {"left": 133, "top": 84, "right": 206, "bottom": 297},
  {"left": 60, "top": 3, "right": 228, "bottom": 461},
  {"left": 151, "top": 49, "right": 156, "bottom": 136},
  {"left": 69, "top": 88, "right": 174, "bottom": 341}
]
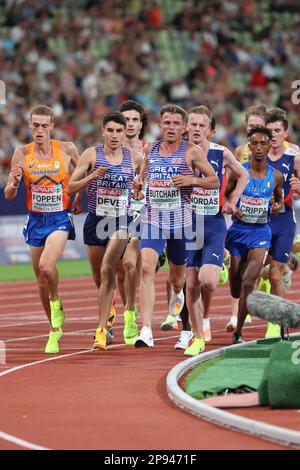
[{"left": 0, "top": 431, "right": 50, "bottom": 451}]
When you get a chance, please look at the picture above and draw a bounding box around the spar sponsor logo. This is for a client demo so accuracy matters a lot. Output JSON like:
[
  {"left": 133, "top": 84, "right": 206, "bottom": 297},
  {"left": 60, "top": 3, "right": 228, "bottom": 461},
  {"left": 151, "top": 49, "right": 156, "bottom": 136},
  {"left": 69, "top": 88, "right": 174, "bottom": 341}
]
[{"left": 32, "top": 184, "right": 63, "bottom": 212}]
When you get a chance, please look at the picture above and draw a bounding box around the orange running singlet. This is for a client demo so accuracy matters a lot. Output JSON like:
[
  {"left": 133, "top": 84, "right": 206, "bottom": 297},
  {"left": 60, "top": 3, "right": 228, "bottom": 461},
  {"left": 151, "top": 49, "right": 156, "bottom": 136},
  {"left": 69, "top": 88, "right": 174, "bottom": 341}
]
[{"left": 23, "top": 140, "right": 71, "bottom": 213}]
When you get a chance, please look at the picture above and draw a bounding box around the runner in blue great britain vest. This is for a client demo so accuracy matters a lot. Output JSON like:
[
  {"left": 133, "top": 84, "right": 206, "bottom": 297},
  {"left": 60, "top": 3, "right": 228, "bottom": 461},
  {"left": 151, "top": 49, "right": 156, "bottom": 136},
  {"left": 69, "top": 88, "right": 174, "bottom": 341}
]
[
  {"left": 265, "top": 108, "right": 300, "bottom": 338},
  {"left": 183, "top": 106, "right": 248, "bottom": 356},
  {"left": 225, "top": 126, "right": 283, "bottom": 344},
  {"left": 133, "top": 104, "right": 220, "bottom": 348},
  {"left": 67, "top": 111, "right": 142, "bottom": 351}
]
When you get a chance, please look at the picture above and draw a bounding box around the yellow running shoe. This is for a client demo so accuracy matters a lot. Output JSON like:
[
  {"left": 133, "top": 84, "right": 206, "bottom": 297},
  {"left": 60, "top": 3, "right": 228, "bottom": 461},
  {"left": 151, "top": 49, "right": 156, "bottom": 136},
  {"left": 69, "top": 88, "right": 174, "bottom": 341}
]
[
  {"left": 184, "top": 338, "right": 205, "bottom": 356},
  {"left": 93, "top": 328, "right": 107, "bottom": 350},
  {"left": 44, "top": 327, "right": 62, "bottom": 354},
  {"left": 160, "top": 314, "right": 179, "bottom": 331},
  {"left": 258, "top": 277, "right": 271, "bottom": 294},
  {"left": 265, "top": 322, "right": 281, "bottom": 339},
  {"left": 50, "top": 299, "right": 65, "bottom": 329},
  {"left": 245, "top": 314, "right": 252, "bottom": 324},
  {"left": 219, "top": 264, "right": 228, "bottom": 285},
  {"left": 123, "top": 310, "right": 138, "bottom": 344}
]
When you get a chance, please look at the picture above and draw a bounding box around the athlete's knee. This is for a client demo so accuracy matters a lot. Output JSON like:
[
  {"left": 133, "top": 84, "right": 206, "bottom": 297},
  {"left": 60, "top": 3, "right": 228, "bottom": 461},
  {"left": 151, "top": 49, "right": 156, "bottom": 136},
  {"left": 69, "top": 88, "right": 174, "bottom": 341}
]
[
  {"left": 141, "top": 260, "right": 156, "bottom": 280},
  {"left": 101, "top": 263, "right": 116, "bottom": 283},
  {"left": 201, "top": 277, "right": 218, "bottom": 292},
  {"left": 186, "top": 280, "right": 201, "bottom": 302},
  {"left": 241, "top": 276, "right": 256, "bottom": 293},
  {"left": 36, "top": 272, "right": 47, "bottom": 289},
  {"left": 123, "top": 259, "right": 136, "bottom": 276},
  {"left": 39, "top": 260, "right": 55, "bottom": 279}
]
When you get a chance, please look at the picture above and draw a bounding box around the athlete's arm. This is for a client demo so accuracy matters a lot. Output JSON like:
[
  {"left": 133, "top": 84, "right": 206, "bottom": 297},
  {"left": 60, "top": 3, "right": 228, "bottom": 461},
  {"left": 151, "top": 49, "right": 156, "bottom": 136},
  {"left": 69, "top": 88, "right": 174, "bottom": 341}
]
[
  {"left": 223, "top": 148, "right": 248, "bottom": 213},
  {"left": 272, "top": 169, "right": 284, "bottom": 214},
  {"left": 4, "top": 147, "right": 25, "bottom": 201},
  {"left": 131, "top": 149, "right": 143, "bottom": 175},
  {"left": 62, "top": 141, "right": 80, "bottom": 175},
  {"left": 173, "top": 144, "right": 219, "bottom": 189},
  {"left": 235, "top": 145, "right": 242, "bottom": 162},
  {"left": 67, "top": 147, "right": 106, "bottom": 194},
  {"left": 134, "top": 143, "right": 151, "bottom": 190},
  {"left": 290, "top": 153, "right": 300, "bottom": 195}
]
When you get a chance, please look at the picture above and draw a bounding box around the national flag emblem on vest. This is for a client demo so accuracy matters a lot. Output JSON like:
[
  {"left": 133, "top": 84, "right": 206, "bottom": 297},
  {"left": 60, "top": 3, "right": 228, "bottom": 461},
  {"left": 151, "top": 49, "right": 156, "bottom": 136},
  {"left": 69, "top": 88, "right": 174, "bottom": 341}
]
[{"left": 266, "top": 182, "right": 272, "bottom": 188}]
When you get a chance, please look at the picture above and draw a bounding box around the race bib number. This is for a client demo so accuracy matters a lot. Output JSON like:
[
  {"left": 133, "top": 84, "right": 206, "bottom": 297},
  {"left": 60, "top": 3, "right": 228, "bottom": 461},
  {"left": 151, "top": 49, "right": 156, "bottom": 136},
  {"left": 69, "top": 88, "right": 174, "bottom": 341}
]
[
  {"left": 239, "top": 195, "right": 269, "bottom": 223},
  {"left": 32, "top": 184, "right": 63, "bottom": 212},
  {"left": 149, "top": 180, "right": 181, "bottom": 209},
  {"left": 96, "top": 187, "right": 128, "bottom": 217},
  {"left": 191, "top": 188, "right": 219, "bottom": 215}
]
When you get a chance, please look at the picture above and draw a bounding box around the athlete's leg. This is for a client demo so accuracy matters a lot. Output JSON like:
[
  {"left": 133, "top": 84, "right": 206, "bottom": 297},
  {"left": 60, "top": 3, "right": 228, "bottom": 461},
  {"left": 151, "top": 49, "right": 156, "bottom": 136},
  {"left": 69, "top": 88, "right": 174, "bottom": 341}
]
[
  {"left": 97, "top": 231, "right": 129, "bottom": 329},
  {"left": 235, "top": 248, "right": 267, "bottom": 337},
  {"left": 186, "top": 267, "right": 203, "bottom": 339},
  {"left": 199, "top": 264, "right": 222, "bottom": 341},
  {"left": 122, "top": 238, "right": 140, "bottom": 311},
  {"left": 269, "top": 260, "right": 286, "bottom": 297},
  {"left": 139, "top": 248, "right": 159, "bottom": 328},
  {"left": 30, "top": 246, "right": 52, "bottom": 328},
  {"left": 87, "top": 245, "right": 106, "bottom": 289},
  {"left": 38, "top": 231, "right": 69, "bottom": 301},
  {"left": 116, "top": 260, "right": 126, "bottom": 306}
]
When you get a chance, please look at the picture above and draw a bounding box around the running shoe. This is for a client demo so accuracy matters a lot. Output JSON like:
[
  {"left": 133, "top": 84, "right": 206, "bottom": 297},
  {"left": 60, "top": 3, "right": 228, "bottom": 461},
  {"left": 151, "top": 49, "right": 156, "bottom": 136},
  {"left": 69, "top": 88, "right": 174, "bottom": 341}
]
[
  {"left": 245, "top": 314, "right": 252, "bottom": 324},
  {"left": 123, "top": 310, "right": 138, "bottom": 344},
  {"left": 169, "top": 289, "right": 185, "bottom": 316},
  {"left": 258, "top": 277, "right": 271, "bottom": 294},
  {"left": 106, "top": 328, "right": 114, "bottom": 344},
  {"left": 219, "top": 264, "right": 229, "bottom": 285},
  {"left": 175, "top": 330, "right": 194, "bottom": 350},
  {"left": 44, "top": 327, "right": 62, "bottom": 354},
  {"left": 135, "top": 326, "right": 154, "bottom": 347},
  {"left": 184, "top": 338, "right": 205, "bottom": 356},
  {"left": 232, "top": 332, "right": 244, "bottom": 344},
  {"left": 93, "top": 328, "right": 107, "bottom": 350},
  {"left": 203, "top": 318, "right": 211, "bottom": 342},
  {"left": 265, "top": 322, "right": 281, "bottom": 339},
  {"left": 50, "top": 299, "right": 65, "bottom": 329},
  {"left": 160, "top": 314, "right": 179, "bottom": 331},
  {"left": 226, "top": 315, "right": 237, "bottom": 332}
]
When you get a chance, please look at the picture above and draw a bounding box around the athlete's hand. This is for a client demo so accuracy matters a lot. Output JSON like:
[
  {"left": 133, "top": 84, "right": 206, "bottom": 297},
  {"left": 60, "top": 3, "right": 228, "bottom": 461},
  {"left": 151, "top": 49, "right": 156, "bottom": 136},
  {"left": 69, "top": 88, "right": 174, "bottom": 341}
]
[
  {"left": 272, "top": 202, "right": 282, "bottom": 215},
  {"left": 234, "top": 208, "right": 243, "bottom": 221},
  {"left": 10, "top": 163, "right": 23, "bottom": 186},
  {"left": 290, "top": 173, "right": 300, "bottom": 194},
  {"left": 172, "top": 175, "right": 195, "bottom": 187},
  {"left": 90, "top": 166, "right": 107, "bottom": 180},
  {"left": 222, "top": 199, "right": 237, "bottom": 215},
  {"left": 72, "top": 194, "right": 83, "bottom": 215},
  {"left": 133, "top": 190, "right": 145, "bottom": 201},
  {"left": 133, "top": 175, "right": 143, "bottom": 191}
]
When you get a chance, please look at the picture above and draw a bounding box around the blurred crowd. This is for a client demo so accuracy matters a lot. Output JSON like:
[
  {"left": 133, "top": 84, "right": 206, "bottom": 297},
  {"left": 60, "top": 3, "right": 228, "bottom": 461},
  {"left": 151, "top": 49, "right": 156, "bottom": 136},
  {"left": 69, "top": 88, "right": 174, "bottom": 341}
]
[{"left": 1, "top": 0, "right": 300, "bottom": 185}]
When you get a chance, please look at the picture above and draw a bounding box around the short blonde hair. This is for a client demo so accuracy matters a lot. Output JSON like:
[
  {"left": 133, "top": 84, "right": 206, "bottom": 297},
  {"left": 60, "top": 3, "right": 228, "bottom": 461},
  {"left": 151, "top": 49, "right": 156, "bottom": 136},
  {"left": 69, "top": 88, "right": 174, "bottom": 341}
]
[{"left": 30, "top": 105, "right": 54, "bottom": 122}]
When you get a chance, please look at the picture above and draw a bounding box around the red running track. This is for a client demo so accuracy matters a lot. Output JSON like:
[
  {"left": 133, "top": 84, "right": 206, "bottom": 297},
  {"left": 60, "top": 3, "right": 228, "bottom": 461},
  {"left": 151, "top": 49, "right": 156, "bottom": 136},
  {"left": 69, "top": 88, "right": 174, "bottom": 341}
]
[{"left": 0, "top": 272, "right": 299, "bottom": 450}]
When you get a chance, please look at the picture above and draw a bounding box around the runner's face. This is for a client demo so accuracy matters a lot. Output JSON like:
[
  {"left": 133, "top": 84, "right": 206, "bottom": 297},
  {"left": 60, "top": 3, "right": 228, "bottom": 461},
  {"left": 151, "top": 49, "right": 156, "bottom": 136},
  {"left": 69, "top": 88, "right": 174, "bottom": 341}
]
[
  {"left": 29, "top": 115, "right": 53, "bottom": 144},
  {"left": 103, "top": 121, "right": 125, "bottom": 150},
  {"left": 186, "top": 113, "right": 210, "bottom": 145},
  {"left": 160, "top": 112, "right": 185, "bottom": 143},
  {"left": 266, "top": 121, "right": 288, "bottom": 149},
  {"left": 122, "top": 110, "right": 142, "bottom": 139},
  {"left": 249, "top": 133, "right": 270, "bottom": 162},
  {"left": 246, "top": 115, "right": 265, "bottom": 132}
]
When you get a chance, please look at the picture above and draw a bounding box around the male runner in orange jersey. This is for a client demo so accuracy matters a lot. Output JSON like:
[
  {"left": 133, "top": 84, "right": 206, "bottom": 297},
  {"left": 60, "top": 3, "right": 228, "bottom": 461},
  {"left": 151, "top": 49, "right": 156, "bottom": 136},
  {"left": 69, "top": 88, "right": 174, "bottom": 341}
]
[{"left": 5, "top": 105, "right": 79, "bottom": 354}]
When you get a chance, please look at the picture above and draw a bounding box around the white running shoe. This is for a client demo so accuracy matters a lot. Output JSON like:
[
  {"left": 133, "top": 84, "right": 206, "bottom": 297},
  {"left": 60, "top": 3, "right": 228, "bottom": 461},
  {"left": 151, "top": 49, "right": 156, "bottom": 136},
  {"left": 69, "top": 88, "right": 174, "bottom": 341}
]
[
  {"left": 135, "top": 326, "right": 154, "bottom": 348},
  {"left": 203, "top": 318, "right": 211, "bottom": 342},
  {"left": 226, "top": 315, "right": 237, "bottom": 333},
  {"left": 175, "top": 330, "right": 194, "bottom": 350},
  {"left": 169, "top": 289, "right": 185, "bottom": 316}
]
